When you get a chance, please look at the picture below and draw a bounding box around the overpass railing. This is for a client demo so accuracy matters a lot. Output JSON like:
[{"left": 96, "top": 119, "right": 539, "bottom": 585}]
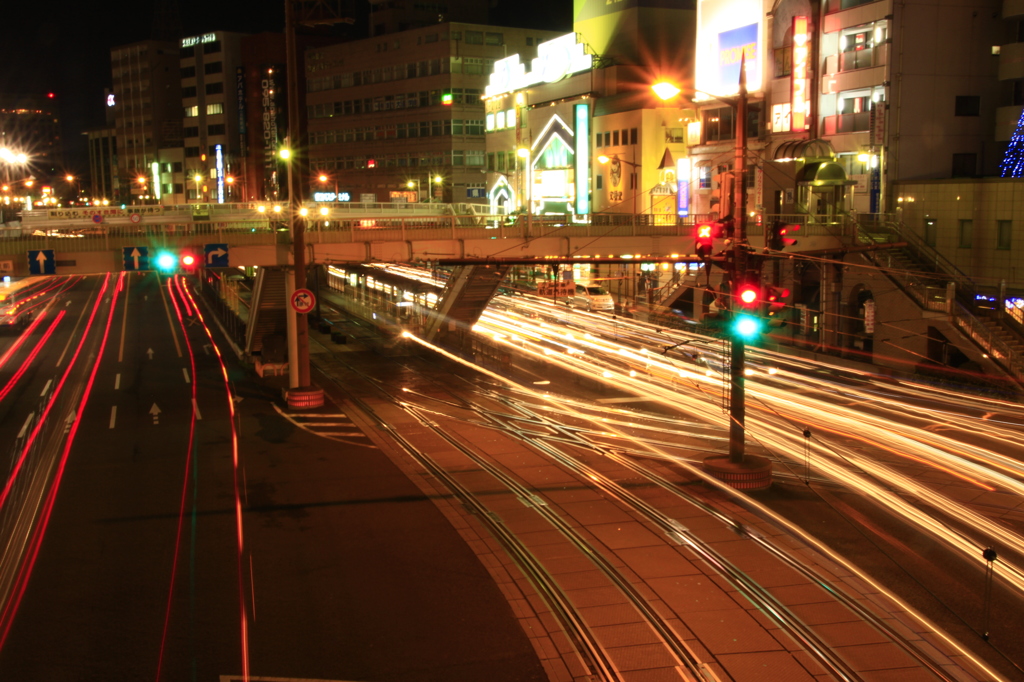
[{"left": 2, "top": 210, "right": 704, "bottom": 256}]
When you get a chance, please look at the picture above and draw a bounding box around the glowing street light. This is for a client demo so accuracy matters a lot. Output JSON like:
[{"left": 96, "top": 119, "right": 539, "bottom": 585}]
[{"left": 651, "top": 81, "right": 682, "bottom": 101}]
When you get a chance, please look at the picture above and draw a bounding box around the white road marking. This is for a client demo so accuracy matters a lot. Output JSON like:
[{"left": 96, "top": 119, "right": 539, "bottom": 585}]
[
  {"left": 109, "top": 406, "right": 117, "bottom": 429},
  {"left": 192, "top": 398, "right": 203, "bottom": 420},
  {"left": 17, "top": 412, "right": 34, "bottom": 439},
  {"left": 39, "top": 379, "right": 52, "bottom": 397},
  {"left": 114, "top": 373, "right": 120, "bottom": 390},
  {"left": 183, "top": 368, "right": 191, "bottom": 384}
]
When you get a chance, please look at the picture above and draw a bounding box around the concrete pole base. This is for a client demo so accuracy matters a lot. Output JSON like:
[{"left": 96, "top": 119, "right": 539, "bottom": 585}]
[
  {"left": 286, "top": 386, "right": 325, "bottom": 410},
  {"left": 702, "top": 454, "right": 772, "bottom": 492}
]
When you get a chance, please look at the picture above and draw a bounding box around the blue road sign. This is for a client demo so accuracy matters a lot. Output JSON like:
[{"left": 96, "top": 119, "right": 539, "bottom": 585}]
[
  {"left": 205, "top": 244, "right": 229, "bottom": 267},
  {"left": 123, "top": 246, "right": 150, "bottom": 271},
  {"left": 28, "top": 250, "right": 56, "bottom": 275}
]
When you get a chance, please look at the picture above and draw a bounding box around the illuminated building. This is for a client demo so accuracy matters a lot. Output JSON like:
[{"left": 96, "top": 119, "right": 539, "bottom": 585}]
[
  {"left": 305, "top": 23, "right": 557, "bottom": 204},
  {"left": 0, "top": 93, "right": 64, "bottom": 186},
  {"left": 109, "top": 40, "right": 183, "bottom": 204}
]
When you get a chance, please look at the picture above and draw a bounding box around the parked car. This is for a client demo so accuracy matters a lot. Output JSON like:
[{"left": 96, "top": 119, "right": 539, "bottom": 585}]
[{"left": 566, "top": 284, "right": 615, "bottom": 312}]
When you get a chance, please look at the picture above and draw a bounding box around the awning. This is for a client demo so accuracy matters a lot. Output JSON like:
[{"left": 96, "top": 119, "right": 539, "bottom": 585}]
[
  {"left": 772, "top": 138, "right": 836, "bottom": 162},
  {"left": 797, "top": 161, "right": 856, "bottom": 186}
]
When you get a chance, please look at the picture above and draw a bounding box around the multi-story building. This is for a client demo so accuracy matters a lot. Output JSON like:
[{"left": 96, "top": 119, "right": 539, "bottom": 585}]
[
  {"left": 85, "top": 127, "right": 117, "bottom": 202},
  {"left": 178, "top": 31, "right": 247, "bottom": 204},
  {"left": 304, "top": 23, "right": 558, "bottom": 204},
  {"left": 109, "top": 40, "right": 182, "bottom": 204}
]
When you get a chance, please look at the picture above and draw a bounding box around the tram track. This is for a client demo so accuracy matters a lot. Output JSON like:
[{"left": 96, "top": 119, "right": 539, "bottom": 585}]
[{"left": 312, "top": 349, "right": 989, "bottom": 681}]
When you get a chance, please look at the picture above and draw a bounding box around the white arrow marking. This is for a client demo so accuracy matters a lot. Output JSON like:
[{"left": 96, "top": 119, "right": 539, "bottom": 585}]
[
  {"left": 192, "top": 398, "right": 203, "bottom": 420},
  {"left": 109, "top": 406, "right": 117, "bottom": 429},
  {"left": 64, "top": 410, "right": 76, "bottom": 434},
  {"left": 206, "top": 247, "right": 227, "bottom": 264},
  {"left": 129, "top": 247, "right": 143, "bottom": 270},
  {"left": 65, "top": 300, "right": 71, "bottom": 307},
  {"left": 114, "top": 373, "right": 120, "bottom": 390},
  {"left": 18, "top": 412, "right": 34, "bottom": 439},
  {"left": 146, "top": 348, "right": 154, "bottom": 359},
  {"left": 39, "top": 379, "right": 52, "bottom": 397},
  {"left": 150, "top": 403, "right": 161, "bottom": 424},
  {"left": 183, "top": 368, "right": 191, "bottom": 384}
]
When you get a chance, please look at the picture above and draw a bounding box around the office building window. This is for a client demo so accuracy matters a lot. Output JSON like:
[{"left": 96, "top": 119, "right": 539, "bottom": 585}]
[
  {"left": 207, "top": 102, "right": 224, "bottom": 115},
  {"left": 955, "top": 95, "right": 980, "bottom": 117},
  {"left": 952, "top": 153, "right": 977, "bottom": 177},
  {"left": 596, "top": 132, "right": 602, "bottom": 148},
  {"left": 924, "top": 218, "right": 937, "bottom": 247},
  {"left": 959, "top": 219, "right": 973, "bottom": 248},
  {"left": 612, "top": 130, "right": 619, "bottom": 146},
  {"left": 206, "top": 82, "right": 224, "bottom": 95},
  {"left": 208, "top": 123, "right": 226, "bottom": 135},
  {"left": 997, "top": 220, "right": 1012, "bottom": 250},
  {"left": 184, "top": 105, "right": 199, "bottom": 117},
  {"left": 630, "top": 128, "right": 638, "bottom": 145},
  {"left": 204, "top": 61, "right": 223, "bottom": 75},
  {"left": 203, "top": 40, "right": 221, "bottom": 54},
  {"left": 181, "top": 66, "right": 196, "bottom": 78},
  {"left": 185, "top": 146, "right": 200, "bottom": 157},
  {"left": 182, "top": 86, "right": 197, "bottom": 98},
  {"left": 184, "top": 126, "right": 199, "bottom": 137}
]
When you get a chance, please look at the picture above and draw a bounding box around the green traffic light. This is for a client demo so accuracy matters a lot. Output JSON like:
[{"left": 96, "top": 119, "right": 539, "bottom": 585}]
[
  {"left": 732, "top": 313, "right": 762, "bottom": 340},
  {"left": 155, "top": 251, "right": 178, "bottom": 271}
]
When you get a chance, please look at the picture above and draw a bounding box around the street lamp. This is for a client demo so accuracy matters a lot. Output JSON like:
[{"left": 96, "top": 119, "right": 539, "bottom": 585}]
[
  {"left": 192, "top": 173, "right": 203, "bottom": 203},
  {"left": 406, "top": 179, "right": 421, "bottom": 202},
  {"left": 432, "top": 174, "right": 443, "bottom": 202}
]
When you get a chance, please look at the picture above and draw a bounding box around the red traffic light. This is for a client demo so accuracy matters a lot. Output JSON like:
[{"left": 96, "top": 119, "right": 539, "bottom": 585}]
[
  {"left": 181, "top": 254, "right": 195, "bottom": 266},
  {"left": 695, "top": 221, "right": 719, "bottom": 258},
  {"left": 736, "top": 283, "right": 761, "bottom": 308}
]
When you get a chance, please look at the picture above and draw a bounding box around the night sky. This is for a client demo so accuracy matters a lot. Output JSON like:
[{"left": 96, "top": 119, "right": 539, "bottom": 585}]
[{"left": 0, "top": 0, "right": 572, "bottom": 176}]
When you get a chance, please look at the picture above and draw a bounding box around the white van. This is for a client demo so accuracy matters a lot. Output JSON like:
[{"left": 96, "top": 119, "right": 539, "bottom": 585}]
[{"left": 567, "top": 284, "right": 615, "bottom": 312}]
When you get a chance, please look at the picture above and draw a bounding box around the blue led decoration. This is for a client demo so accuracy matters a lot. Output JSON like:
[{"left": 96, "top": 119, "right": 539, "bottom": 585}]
[{"left": 1000, "top": 109, "right": 1024, "bottom": 177}]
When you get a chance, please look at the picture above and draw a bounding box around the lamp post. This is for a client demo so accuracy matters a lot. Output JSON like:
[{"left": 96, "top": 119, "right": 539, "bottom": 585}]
[
  {"left": 406, "top": 179, "right": 421, "bottom": 202},
  {"left": 431, "top": 174, "right": 444, "bottom": 202},
  {"left": 65, "top": 174, "right": 77, "bottom": 205},
  {"left": 192, "top": 173, "right": 203, "bottom": 204}
]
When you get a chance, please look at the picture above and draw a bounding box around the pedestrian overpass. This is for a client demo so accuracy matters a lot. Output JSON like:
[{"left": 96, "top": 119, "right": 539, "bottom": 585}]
[{"left": 7, "top": 201, "right": 730, "bottom": 364}]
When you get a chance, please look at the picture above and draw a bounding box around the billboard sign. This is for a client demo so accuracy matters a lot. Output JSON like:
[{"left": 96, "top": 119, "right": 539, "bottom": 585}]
[
  {"left": 485, "top": 33, "right": 593, "bottom": 97},
  {"left": 696, "top": 0, "right": 762, "bottom": 98}
]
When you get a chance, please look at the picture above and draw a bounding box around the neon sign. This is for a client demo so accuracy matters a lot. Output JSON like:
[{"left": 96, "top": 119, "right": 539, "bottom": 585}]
[
  {"left": 485, "top": 33, "right": 593, "bottom": 97},
  {"left": 791, "top": 16, "right": 809, "bottom": 131},
  {"left": 181, "top": 33, "right": 217, "bottom": 48},
  {"left": 574, "top": 104, "right": 589, "bottom": 215},
  {"left": 215, "top": 144, "right": 225, "bottom": 204}
]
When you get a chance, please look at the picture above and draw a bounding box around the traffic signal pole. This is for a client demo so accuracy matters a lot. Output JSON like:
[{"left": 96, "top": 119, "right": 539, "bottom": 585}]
[
  {"left": 729, "top": 55, "right": 749, "bottom": 464},
  {"left": 701, "top": 54, "right": 772, "bottom": 490}
]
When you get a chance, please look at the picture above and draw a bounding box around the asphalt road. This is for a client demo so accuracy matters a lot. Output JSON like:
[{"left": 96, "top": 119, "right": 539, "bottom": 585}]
[{"left": 0, "top": 273, "right": 545, "bottom": 681}]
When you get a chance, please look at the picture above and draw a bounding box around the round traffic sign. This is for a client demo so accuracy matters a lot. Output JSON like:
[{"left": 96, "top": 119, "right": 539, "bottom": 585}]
[
  {"left": 91, "top": 214, "right": 103, "bottom": 224},
  {"left": 129, "top": 213, "right": 142, "bottom": 224},
  {"left": 290, "top": 288, "right": 316, "bottom": 314}
]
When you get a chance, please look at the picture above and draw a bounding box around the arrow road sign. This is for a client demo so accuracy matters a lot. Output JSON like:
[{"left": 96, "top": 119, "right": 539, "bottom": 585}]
[
  {"left": 205, "top": 243, "right": 229, "bottom": 267},
  {"left": 123, "top": 246, "right": 149, "bottom": 271},
  {"left": 27, "top": 250, "right": 55, "bottom": 275}
]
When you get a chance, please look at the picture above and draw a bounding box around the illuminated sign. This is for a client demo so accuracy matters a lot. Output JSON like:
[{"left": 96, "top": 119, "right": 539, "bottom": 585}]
[
  {"left": 695, "top": 0, "right": 762, "bottom": 97},
  {"left": 151, "top": 161, "right": 161, "bottom": 200},
  {"left": 215, "top": 145, "right": 225, "bottom": 203},
  {"left": 771, "top": 103, "right": 792, "bottom": 132},
  {"left": 485, "top": 33, "right": 593, "bottom": 97},
  {"left": 181, "top": 33, "right": 217, "bottom": 48},
  {"left": 106, "top": 94, "right": 116, "bottom": 107},
  {"left": 676, "top": 158, "right": 691, "bottom": 217},
  {"left": 791, "top": 16, "right": 809, "bottom": 131},
  {"left": 314, "top": 192, "right": 351, "bottom": 202},
  {"left": 574, "top": 104, "right": 589, "bottom": 215}
]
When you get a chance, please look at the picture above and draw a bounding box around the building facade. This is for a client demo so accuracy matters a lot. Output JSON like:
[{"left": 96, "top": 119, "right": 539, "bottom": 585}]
[
  {"left": 109, "top": 40, "right": 182, "bottom": 204},
  {"left": 304, "top": 23, "right": 559, "bottom": 204}
]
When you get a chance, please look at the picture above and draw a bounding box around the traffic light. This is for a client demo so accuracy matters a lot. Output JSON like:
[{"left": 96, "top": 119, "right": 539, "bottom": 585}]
[
  {"left": 769, "top": 221, "right": 800, "bottom": 250},
  {"left": 764, "top": 285, "right": 790, "bottom": 327},
  {"left": 716, "top": 215, "right": 736, "bottom": 239},
  {"left": 734, "top": 280, "right": 761, "bottom": 310},
  {"left": 155, "top": 250, "right": 178, "bottom": 273},
  {"left": 732, "top": 313, "right": 763, "bottom": 340},
  {"left": 441, "top": 92, "right": 453, "bottom": 105},
  {"left": 695, "top": 221, "right": 718, "bottom": 258},
  {"left": 180, "top": 250, "right": 198, "bottom": 273}
]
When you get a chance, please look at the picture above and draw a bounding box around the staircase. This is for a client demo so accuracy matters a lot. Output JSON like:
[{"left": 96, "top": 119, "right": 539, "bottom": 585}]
[
  {"left": 423, "top": 264, "right": 512, "bottom": 344},
  {"left": 853, "top": 215, "right": 1024, "bottom": 388},
  {"left": 244, "top": 267, "right": 289, "bottom": 361}
]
